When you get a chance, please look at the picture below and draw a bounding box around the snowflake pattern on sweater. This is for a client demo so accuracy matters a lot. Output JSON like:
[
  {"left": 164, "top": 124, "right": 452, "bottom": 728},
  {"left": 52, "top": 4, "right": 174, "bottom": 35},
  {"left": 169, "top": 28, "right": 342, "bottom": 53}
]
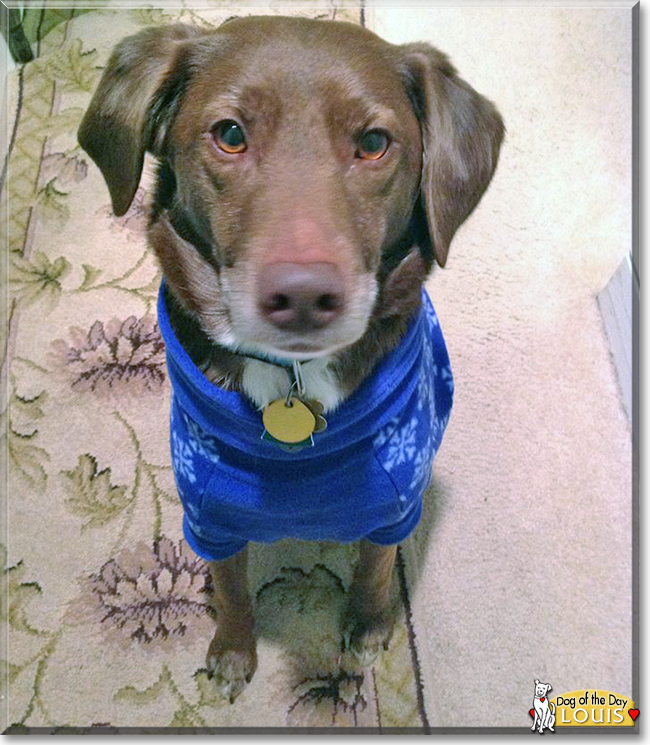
[{"left": 373, "top": 300, "right": 453, "bottom": 504}]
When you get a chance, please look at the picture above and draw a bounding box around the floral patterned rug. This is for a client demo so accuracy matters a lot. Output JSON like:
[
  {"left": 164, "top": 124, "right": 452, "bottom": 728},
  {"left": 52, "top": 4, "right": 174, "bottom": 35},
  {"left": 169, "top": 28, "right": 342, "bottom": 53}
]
[{"left": 2, "top": 2, "right": 435, "bottom": 732}]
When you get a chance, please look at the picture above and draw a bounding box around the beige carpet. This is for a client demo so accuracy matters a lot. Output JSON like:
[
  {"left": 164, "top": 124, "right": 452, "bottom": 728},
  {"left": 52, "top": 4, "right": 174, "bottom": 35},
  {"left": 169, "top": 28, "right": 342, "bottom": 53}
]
[{"left": 1, "top": 1, "right": 634, "bottom": 732}]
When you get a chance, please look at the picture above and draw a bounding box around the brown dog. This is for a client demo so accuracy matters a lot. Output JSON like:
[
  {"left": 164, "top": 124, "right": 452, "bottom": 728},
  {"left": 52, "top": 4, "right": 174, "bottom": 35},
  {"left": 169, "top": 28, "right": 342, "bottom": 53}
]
[{"left": 78, "top": 15, "right": 503, "bottom": 703}]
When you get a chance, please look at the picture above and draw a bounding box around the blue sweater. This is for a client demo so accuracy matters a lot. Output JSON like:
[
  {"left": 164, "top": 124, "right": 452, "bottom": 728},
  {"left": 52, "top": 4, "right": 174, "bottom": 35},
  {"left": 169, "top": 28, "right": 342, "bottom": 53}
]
[{"left": 158, "top": 285, "right": 453, "bottom": 561}]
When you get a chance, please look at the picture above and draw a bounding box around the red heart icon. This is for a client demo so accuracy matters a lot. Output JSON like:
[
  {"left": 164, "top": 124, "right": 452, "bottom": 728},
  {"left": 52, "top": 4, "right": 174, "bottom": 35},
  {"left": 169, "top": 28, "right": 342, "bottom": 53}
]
[
  {"left": 529, "top": 709, "right": 535, "bottom": 718},
  {"left": 628, "top": 709, "right": 639, "bottom": 722},
  {"left": 540, "top": 697, "right": 545, "bottom": 702}
]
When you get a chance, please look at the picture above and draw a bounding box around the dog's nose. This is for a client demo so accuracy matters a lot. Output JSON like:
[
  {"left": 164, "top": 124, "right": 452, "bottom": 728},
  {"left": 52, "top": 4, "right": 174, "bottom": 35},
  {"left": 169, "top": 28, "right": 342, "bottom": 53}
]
[{"left": 257, "top": 262, "right": 345, "bottom": 332}]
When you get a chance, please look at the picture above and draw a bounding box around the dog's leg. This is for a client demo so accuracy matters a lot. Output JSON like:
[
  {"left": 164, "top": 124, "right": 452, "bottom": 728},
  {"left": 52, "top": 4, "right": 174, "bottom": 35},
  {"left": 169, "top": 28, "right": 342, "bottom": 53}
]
[
  {"left": 342, "top": 541, "right": 397, "bottom": 666},
  {"left": 540, "top": 707, "right": 550, "bottom": 733},
  {"left": 206, "top": 547, "right": 257, "bottom": 703}
]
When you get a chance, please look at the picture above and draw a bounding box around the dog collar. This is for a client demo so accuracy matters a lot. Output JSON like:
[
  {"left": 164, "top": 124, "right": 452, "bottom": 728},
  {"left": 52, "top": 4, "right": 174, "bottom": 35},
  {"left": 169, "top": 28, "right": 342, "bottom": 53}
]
[{"left": 224, "top": 347, "right": 298, "bottom": 370}]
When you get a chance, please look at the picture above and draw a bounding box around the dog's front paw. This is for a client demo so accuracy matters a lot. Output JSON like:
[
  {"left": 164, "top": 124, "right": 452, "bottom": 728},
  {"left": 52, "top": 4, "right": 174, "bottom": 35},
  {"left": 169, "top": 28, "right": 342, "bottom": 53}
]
[
  {"left": 206, "top": 626, "right": 258, "bottom": 704},
  {"left": 341, "top": 605, "right": 395, "bottom": 667}
]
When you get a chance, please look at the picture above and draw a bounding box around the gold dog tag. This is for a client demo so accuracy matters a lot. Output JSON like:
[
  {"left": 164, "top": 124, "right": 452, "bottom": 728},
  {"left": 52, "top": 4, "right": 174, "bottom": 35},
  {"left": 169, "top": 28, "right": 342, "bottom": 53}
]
[{"left": 263, "top": 397, "right": 316, "bottom": 444}]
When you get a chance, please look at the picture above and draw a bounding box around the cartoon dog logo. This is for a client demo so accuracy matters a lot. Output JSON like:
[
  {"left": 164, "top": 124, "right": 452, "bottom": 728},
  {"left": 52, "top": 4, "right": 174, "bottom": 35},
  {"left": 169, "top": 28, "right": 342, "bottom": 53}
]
[{"left": 531, "top": 679, "right": 556, "bottom": 733}]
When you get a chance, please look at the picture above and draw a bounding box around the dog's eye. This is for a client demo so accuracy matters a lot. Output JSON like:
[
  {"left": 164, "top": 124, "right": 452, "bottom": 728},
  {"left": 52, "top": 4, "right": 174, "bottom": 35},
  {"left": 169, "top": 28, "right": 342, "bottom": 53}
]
[
  {"left": 356, "top": 129, "right": 390, "bottom": 160},
  {"left": 212, "top": 120, "right": 247, "bottom": 154}
]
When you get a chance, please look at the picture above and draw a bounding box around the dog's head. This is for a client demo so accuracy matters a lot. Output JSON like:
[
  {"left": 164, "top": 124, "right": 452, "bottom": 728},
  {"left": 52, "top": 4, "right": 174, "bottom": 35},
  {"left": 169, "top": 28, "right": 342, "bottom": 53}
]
[
  {"left": 535, "top": 680, "right": 552, "bottom": 698},
  {"left": 79, "top": 16, "right": 503, "bottom": 361}
]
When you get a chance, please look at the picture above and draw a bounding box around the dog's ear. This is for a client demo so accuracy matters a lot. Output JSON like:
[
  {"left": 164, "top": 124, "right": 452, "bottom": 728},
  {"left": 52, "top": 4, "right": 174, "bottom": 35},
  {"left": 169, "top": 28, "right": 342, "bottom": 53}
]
[
  {"left": 78, "top": 24, "right": 207, "bottom": 216},
  {"left": 400, "top": 44, "right": 505, "bottom": 268}
]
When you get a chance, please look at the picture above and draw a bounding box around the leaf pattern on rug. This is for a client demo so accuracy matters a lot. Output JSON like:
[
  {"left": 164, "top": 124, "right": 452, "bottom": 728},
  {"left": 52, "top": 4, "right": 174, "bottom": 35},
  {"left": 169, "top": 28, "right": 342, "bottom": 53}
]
[
  {"left": 62, "top": 454, "right": 133, "bottom": 529},
  {"left": 39, "top": 151, "right": 88, "bottom": 188},
  {"left": 9, "top": 252, "right": 71, "bottom": 309},
  {"left": 7, "top": 384, "right": 50, "bottom": 489},
  {"left": 40, "top": 38, "right": 100, "bottom": 93},
  {"left": 67, "top": 537, "right": 214, "bottom": 651},
  {"left": 49, "top": 315, "right": 165, "bottom": 395},
  {"left": 289, "top": 671, "right": 368, "bottom": 727}
]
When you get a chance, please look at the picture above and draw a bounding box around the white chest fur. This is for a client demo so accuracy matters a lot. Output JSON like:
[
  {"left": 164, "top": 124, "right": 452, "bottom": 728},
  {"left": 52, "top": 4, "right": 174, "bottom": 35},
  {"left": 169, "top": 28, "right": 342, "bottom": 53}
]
[{"left": 241, "top": 357, "right": 343, "bottom": 413}]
